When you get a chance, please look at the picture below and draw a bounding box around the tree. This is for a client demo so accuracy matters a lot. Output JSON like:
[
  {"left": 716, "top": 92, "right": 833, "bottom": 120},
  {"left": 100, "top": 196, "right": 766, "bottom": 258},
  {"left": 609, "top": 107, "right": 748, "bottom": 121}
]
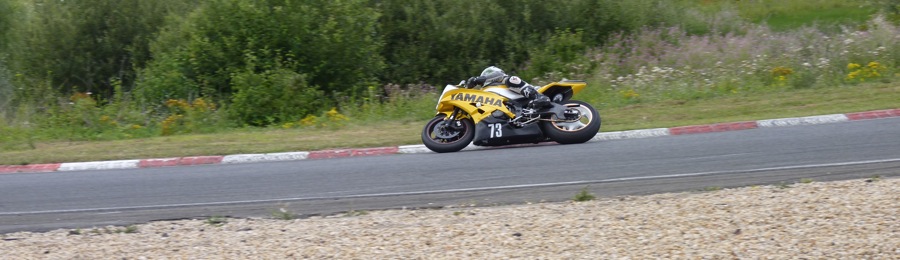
[
  {"left": 0, "top": 0, "right": 24, "bottom": 113},
  {"left": 10, "top": 0, "right": 199, "bottom": 99}
]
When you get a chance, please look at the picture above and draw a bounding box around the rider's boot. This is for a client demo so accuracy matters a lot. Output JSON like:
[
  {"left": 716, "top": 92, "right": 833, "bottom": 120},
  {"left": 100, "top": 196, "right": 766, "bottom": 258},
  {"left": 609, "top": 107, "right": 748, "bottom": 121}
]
[{"left": 522, "top": 85, "right": 551, "bottom": 109}]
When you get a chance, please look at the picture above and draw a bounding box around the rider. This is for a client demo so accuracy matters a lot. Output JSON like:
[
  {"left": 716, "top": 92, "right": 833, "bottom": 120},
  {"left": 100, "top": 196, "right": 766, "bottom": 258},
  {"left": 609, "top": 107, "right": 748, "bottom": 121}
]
[{"left": 466, "top": 66, "right": 551, "bottom": 109}]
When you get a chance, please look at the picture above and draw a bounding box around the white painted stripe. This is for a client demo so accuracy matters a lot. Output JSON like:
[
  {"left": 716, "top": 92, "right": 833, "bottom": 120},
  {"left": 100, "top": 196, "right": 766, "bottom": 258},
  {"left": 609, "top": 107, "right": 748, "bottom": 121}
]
[
  {"left": 591, "top": 128, "right": 671, "bottom": 141},
  {"left": 757, "top": 114, "right": 849, "bottom": 128},
  {"left": 263, "top": 152, "right": 309, "bottom": 161},
  {"left": 9, "top": 157, "right": 897, "bottom": 216},
  {"left": 57, "top": 160, "right": 141, "bottom": 171},
  {"left": 222, "top": 152, "right": 309, "bottom": 164},
  {"left": 462, "top": 143, "right": 489, "bottom": 151},
  {"left": 221, "top": 154, "right": 266, "bottom": 163},
  {"left": 398, "top": 144, "right": 432, "bottom": 154},
  {"left": 398, "top": 143, "right": 487, "bottom": 154}
]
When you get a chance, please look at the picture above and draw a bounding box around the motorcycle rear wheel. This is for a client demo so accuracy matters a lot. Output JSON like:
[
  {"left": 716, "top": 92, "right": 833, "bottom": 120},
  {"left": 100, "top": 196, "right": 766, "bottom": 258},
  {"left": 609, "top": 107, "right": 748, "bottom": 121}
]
[
  {"left": 540, "top": 100, "right": 601, "bottom": 144},
  {"left": 422, "top": 115, "right": 475, "bottom": 153}
]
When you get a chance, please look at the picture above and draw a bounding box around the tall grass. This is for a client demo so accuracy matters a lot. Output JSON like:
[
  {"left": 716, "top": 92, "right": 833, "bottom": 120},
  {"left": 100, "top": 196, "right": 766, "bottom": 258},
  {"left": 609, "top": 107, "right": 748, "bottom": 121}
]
[
  {"left": 549, "top": 16, "right": 900, "bottom": 109},
  {"left": 683, "top": 0, "right": 876, "bottom": 31},
  {"left": 769, "top": 2, "right": 874, "bottom": 30},
  {"left": 331, "top": 83, "right": 438, "bottom": 124}
]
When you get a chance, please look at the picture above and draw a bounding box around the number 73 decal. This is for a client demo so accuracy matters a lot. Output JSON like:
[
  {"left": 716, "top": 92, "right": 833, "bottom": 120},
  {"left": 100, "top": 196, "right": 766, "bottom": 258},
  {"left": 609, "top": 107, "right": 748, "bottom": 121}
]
[{"left": 488, "top": 123, "right": 503, "bottom": 138}]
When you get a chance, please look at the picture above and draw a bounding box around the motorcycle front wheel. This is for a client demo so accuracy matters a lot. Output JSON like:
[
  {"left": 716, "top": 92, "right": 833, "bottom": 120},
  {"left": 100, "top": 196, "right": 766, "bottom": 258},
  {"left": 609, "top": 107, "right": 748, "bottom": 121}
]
[
  {"left": 540, "top": 100, "right": 601, "bottom": 144},
  {"left": 422, "top": 115, "right": 475, "bottom": 153}
]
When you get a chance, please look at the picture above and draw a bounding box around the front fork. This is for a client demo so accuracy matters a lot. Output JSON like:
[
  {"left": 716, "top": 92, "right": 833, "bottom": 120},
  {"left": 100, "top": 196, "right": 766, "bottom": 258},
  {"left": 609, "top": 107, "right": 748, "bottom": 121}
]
[{"left": 445, "top": 108, "right": 465, "bottom": 130}]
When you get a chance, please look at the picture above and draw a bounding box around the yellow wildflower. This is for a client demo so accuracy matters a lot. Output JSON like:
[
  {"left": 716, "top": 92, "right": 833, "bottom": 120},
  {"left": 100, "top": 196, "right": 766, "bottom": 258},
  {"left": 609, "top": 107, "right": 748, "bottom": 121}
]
[
  {"left": 620, "top": 89, "right": 640, "bottom": 99},
  {"left": 300, "top": 115, "right": 318, "bottom": 127},
  {"left": 771, "top": 66, "right": 794, "bottom": 77},
  {"left": 867, "top": 61, "right": 881, "bottom": 69}
]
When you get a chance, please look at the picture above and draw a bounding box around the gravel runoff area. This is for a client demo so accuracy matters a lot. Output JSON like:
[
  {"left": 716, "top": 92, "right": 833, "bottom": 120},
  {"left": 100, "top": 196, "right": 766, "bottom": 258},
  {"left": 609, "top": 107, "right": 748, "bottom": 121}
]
[{"left": 1, "top": 177, "right": 897, "bottom": 259}]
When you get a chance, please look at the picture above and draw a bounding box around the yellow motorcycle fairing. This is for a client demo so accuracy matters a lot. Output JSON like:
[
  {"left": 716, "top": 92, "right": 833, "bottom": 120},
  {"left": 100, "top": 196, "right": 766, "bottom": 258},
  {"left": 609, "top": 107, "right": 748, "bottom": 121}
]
[
  {"left": 435, "top": 88, "right": 515, "bottom": 124},
  {"left": 538, "top": 80, "right": 587, "bottom": 100},
  {"left": 435, "top": 80, "right": 587, "bottom": 123}
]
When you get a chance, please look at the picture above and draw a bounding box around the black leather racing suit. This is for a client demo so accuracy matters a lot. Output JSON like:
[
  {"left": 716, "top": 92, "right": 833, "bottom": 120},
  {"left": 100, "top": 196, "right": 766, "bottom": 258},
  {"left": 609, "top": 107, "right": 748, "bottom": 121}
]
[{"left": 466, "top": 70, "right": 550, "bottom": 108}]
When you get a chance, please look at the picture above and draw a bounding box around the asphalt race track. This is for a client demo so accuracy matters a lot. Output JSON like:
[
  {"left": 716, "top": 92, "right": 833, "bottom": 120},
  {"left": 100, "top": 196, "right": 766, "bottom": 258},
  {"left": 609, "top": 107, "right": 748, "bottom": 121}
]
[{"left": 1, "top": 117, "right": 899, "bottom": 233}]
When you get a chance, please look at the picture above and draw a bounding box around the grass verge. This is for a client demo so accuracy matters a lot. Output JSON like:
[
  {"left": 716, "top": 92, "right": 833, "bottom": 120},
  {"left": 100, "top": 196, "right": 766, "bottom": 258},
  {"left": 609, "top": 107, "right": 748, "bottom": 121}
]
[{"left": 1, "top": 82, "right": 898, "bottom": 165}]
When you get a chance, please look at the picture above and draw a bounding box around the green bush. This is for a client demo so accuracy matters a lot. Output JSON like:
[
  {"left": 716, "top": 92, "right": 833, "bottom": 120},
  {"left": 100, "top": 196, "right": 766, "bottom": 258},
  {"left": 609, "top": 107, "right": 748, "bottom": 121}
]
[
  {"left": 133, "top": 54, "right": 202, "bottom": 109},
  {"left": 139, "top": 0, "right": 382, "bottom": 102},
  {"left": 134, "top": 0, "right": 383, "bottom": 126},
  {"left": 376, "top": 0, "right": 707, "bottom": 85},
  {"left": 7, "top": 0, "right": 198, "bottom": 100},
  {"left": 522, "top": 28, "right": 593, "bottom": 83},
  {"left": 229, "top": 68, "right": 327, "bottom": 126}
]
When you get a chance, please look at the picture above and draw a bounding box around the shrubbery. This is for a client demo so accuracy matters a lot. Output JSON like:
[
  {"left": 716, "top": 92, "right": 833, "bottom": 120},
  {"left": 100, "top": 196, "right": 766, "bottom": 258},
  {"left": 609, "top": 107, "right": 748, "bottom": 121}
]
[
  {"left": 229, "top": 67, "right": 327, "bottom": 126},
  {"left": 375, "top": 0, "right": 704, "bottom": 85},
  {"left": 0, "top": 0, "right": 897, "bottom": 150},
  {"left": 135, "top": 0, "right": 382, "bottom": 126}
]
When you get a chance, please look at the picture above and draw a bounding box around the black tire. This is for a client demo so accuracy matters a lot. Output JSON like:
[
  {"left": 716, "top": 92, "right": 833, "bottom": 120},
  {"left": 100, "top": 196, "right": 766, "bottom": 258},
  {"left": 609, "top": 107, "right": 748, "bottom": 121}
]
[
  {"left": 540, "top": 100, "right": 601, "bottom": 144},
  {"left": 422, "top": 115, "right": 475, "bottom": 153}
]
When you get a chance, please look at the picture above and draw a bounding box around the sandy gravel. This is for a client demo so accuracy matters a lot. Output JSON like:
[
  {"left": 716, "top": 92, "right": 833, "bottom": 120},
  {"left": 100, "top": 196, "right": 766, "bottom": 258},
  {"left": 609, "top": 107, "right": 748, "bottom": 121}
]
[{"left": 2, "top": 177, "right": 897, "bottom": 259}]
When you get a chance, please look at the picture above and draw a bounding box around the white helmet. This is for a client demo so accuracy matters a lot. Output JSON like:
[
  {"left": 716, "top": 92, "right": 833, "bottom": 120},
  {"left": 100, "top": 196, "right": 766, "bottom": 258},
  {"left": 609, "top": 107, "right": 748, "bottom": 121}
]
[{"left": 479, "top": 66, "right": 504, "bottom": 77}]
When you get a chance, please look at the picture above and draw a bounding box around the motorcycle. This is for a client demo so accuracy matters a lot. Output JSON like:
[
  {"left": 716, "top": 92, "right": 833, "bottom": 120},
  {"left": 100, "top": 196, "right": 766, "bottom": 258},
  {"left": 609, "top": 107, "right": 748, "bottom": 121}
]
[{"left": 421, "top": 79, "right": 601, "bottom": 153}]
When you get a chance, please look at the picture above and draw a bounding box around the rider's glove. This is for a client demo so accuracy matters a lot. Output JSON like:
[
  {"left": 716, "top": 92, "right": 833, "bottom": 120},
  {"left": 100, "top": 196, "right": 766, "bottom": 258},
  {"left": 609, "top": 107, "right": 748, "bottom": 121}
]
[
  {"left": 474, "top": 76, "right": 487, "bottom": 85},
  {"left": 465, "top": 77, "right": 477, "bottom": 88}
]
